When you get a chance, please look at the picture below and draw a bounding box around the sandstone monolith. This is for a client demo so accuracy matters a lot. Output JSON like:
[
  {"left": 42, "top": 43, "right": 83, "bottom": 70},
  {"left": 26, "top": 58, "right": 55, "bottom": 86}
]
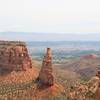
[
  {"left": 0, "top": 41, "right": 32, "bottom": 71},
  {"left": 38, "top": 48, "right": 54, "bottom": 86}
]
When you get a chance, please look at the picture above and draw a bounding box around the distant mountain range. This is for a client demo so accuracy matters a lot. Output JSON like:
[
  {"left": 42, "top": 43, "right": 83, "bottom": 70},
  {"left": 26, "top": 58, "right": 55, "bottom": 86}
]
[{"left": 0, "top": 32, "right": 100, "bottom": 41}]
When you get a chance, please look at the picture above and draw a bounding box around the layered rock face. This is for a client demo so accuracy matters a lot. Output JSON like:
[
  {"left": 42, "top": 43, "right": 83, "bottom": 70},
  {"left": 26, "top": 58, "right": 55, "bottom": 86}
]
[
  {"left": 38, "top": 48, "right": 54, "bottom": 86},
  {"left": 0, "top": 41, "right": 32, "bottom": 71}
]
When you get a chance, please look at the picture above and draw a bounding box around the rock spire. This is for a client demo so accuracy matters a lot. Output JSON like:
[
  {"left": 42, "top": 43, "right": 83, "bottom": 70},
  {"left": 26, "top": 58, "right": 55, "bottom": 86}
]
[{"left": 38, "top": 48, "right": 54, "bottom": 86}]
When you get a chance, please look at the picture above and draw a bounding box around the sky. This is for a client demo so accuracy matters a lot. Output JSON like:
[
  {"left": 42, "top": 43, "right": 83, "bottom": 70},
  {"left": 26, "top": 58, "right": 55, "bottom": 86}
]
[{"left": 0, "top": 0, "right": 100, "bottom": 41}]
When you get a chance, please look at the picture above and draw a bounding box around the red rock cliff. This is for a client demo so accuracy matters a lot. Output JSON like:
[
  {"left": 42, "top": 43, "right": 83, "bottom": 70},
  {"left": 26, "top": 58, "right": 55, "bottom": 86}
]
[{"left": 0, "top": 41, "right": 32, "bottom": 71}]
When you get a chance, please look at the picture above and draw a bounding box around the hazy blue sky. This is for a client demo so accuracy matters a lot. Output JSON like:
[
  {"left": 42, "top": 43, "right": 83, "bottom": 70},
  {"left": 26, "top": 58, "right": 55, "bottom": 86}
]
[{"left": 0, "top": 0, "right": 100, "bottom": 41}]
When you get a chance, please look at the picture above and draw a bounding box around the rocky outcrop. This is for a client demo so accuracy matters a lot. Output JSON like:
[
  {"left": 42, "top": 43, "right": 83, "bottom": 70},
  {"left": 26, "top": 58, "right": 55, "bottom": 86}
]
[
  {"left": 38, "top": 48, "right": 54, "bottom": 86},
  {"left": 0, "top": 41, "right": 32, "bottom": 71},
  {"left": 68, "top": 71, "right": 100, "bottom": 100},
  {"left": 84, "top": 71, "right": 100, "bottom": 100},
  {"left": 96, "top": 71, "right": 100, "bottom": 79},
  {"left": 95, "top": 71, "right": 100, "bottom": 100},
  {"left": 81, "top": 54, "right": 98, "bottom": 59}
]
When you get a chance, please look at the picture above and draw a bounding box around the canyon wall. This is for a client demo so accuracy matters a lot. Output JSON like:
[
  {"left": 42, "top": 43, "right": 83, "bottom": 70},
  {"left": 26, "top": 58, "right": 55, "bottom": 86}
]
[{"left": 0, "top": 41, "right": 32, "bottom": 71}]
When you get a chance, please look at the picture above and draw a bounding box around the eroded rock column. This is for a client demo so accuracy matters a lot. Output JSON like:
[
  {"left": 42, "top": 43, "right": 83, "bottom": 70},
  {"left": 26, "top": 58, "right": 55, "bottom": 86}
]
[{"left": 38, "top": 48, "right": 54, "bottom": 86}]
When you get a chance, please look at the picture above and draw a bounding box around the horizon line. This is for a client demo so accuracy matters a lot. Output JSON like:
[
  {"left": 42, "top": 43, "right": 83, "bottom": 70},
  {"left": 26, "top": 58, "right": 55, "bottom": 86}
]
[{"left": 0, "top": 31, "right": 100, "bottom": 34}]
